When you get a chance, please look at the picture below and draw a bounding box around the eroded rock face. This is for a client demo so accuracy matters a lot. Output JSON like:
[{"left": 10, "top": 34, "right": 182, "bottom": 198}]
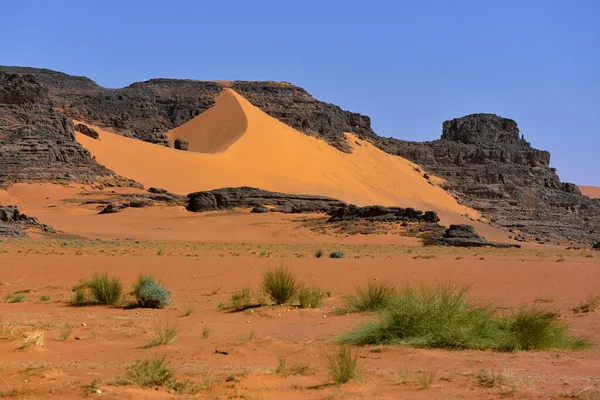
[
  {"left": 187, "top": 187, "right": 346, "bottom": 214},
  {"left": 0, "top": 72, "right": 110, "bottom": 182},
  {"left": 425, "top": 224, "right": 520, "bottom": 248},
  {"left": 376, "top": 114, "right": 600, "bottom": 246},
  {"left": 74, "top": 123, "right": 99, "bottom": 139}
]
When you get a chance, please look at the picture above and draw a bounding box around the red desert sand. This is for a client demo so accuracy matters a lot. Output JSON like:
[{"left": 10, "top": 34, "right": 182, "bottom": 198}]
[{"left": 579, "top": 185, "right": 600, "bottom": 199}]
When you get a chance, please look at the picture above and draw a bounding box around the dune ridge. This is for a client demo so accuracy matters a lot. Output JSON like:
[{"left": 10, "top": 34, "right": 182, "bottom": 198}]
[{"left": 75, "top": 89, "right": 480, "bottom": 222}]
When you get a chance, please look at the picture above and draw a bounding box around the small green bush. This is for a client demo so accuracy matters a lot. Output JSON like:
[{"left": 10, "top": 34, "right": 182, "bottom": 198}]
[
  {"left": 71, "top": 288, "right": 88, "bottom": 306},
  {"left": 132, "top": 275, "right": 170, "bottom": 309},
  {"left": 39, "top": 295, "right": 51, "bottom": 302},
  {"left": 298, "top": 286, "right": 324, "bottom": 309},
  {"left": 7, "top": 293, "right": 26, "bottom": 303},
  {"left": 315, "top": 249, "right": 324, "bottom": 258},
  {"left": 329, "top": 251, "right": 346, "bottom": 259},
  {"left": 229, "top": 286, "right": 253, "bottom": 310},
  {"left": 74, "top": 273, "right": 122, "bottom": 306},
  {"left": 262, "top": 266, "right": 298, "bottom": 305},
  {"left": 345, "top": 280, "right": 396, "bottom": 312},
  {"left": 326, "top": 345, "right": 360, "bottom": 384},
  {"left": 144, "top": 320, "right": 179, "bottom": 348}
]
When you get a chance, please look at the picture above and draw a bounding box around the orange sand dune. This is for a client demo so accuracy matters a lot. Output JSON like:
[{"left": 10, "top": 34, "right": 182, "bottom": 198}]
[
  {"left": 75, "top": 89, "right": 480, "bottom": 223},
  {"left": 579, "top": 185, "right": 600, "bottom": 199},
  {"left": 166, "top": 89, "right": 247, "bottom": 152}
]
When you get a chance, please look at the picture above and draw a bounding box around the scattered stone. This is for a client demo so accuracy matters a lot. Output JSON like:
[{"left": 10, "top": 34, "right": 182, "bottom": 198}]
[
  {"left": 251, "top": 206, "right": 270, "bottom": 213},
  {"left": 99, "top": 204, "right": 122, "bottom": 214}
]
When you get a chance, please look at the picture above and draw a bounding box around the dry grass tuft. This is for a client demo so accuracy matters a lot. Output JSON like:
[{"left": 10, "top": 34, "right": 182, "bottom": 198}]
[{"left": 13, "top": 330, "right": 45, "bottom": 351}]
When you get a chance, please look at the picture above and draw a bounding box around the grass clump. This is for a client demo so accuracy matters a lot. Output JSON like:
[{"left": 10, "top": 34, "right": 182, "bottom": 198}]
[
  {"left": 228, "top": 286, "right": 253, "bottom": 310},
  {"left": 73, "top": 273, "right": 122, "bottom": 306},
  {"left": 298, "top": 286, "right": 324, "bottom": 308},
  {"left": 338, "top": 283, "right": 589, "bottom": 352},
  {"left": 117, "top": 356, "right": 174, "bottom": 387},
  {"left": 315, "top": 249, "right": 324, "bottom": 258},
  {"left": 275, "top": 356, "right": 309, "bottom": 376},
  {"left": 131, "top": 275, "right": 170, "bottom": 309},
  {"left": 144, "top": 320, "right": 178, "bottom": 348},
  {"left": 59, "top": 323, "right": 72, "bottom": 341},
  {"left": 39, "top": 295, "right": 51, "bottom": 302},
  {"left": 7, "top": 293, "right": 26, "bottom": 303},
  {"left": 329, "top": 251, "right": 346, "bottom": 259},
  {"left": 262, "top": 266, "right": 298, "bottom": 305},
  {"left": 326, "top": 345, "right": 360, "bottom": 384},
  {"left": 345, "top": 280, "right": 396, "bottom": 312}
]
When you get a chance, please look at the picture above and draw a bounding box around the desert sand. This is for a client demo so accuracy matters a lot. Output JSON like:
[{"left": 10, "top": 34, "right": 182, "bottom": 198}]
[
  {"left": 75, "top": 89, "right": 479, "bottom": 222},
  {"left": 579, "top": 185, "right": 600, "bottom": 199},
  {"left": 0, "top": 183, "right": 599, "bottom": 399}
]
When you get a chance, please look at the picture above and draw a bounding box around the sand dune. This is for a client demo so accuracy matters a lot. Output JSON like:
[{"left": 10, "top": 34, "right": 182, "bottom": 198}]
[
  {"left": 165, "top": 89, "right": 247, "bottom": 153},
  {"left": 579, "top": 185, "right": 600, "bottom": 199},
  {"left": 75, "top": 89, "right": 480, "bottom": 221}
]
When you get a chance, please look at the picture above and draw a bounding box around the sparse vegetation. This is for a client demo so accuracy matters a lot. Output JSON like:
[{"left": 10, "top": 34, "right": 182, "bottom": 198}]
[
  {"left": 298, "top": 286, "right": 324, "bottom": 308},
  {"left": 262, "top": 266, "right": 299, "bottom": 305},
  {"left": 59, "top": 323, "right": 72, "bottom": 341},
  {"left": 117, "top": 356, "right": 174, "bottom": 387},
  {"left": 326, "top": 345, "right": 360, "bottom": 384},
  {"left": 182, "top": 304, "right": 194, "bottom": 317},
  {"left": 315, "top": 249, "right": 324, "bottom": 258},
  {"left": 202, "top": 325, "right": 211, "bottom": 339},
  {"left": 416, "top": 368, "right": 437, "bottom": 389},
  {"left": 131, "top": 275, "right": 170, "bottom": 309},
  {"left": 339, "top": 283, "right": 589, "bottom": 351},
  {"left": 275, "top": 356, "right": 309, "bottom": 376},
  {"left": 572, "top": 296, "right": 600, "bottom": 314},
  {"left": 39, "top": 295, "right": 51, "bottom": 302},
  {"left": 329, "top": 251, "right": 346, "bottom": 259},
  {"left": 345, "top": 280, "right": 396, "bottom": 312},
  {"left": 73, "top": 273, "right": 123, "bottom": 306},
  {"left": 476, "top": 369, "right": 522, "bottom": 395},
  {"left": 144, "top": 320, "right": 178, "bottom": 348},
  {"left": 229, "top": 286, "right": 253, "bottom": 310},
  {"left": 13, "top": 331, "right": 44, "bottom": 351},
  {"left": 7, "top": 293, "right": 26, "bottom": 303}
]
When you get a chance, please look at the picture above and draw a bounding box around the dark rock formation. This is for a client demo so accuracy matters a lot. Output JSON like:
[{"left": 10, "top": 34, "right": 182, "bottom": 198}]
[
  {"left": 99, "top": 204, "right": 122, "bottom": 214},
  {"left": 593, "top": 242, "right": 600, "bottom": 251},
  {"left": 74, "top": 123, "right": 99, "bottom": 139},
  {"left": 0, "top": 205, "right": 54, "bottom": 237},
  {"left": 376, "top": 114, "right": 600, "bottom": 246},
  {"left": 187, "top": 187, "right": 346, "bottom": 214},
  {"left": 251, "top": 206, "right": 270, "bottom": 213},
  {"left": 174, "top": 137, "right": 189, "bottom": 151},
  {"left": 425, "top": 224, "right": 520, "bottom": 248},
  {"left": 0, "top": 72, "right": 110, "bottom": 182},
  {"left": 327, "top": 205, "right": 440, "bottom": 223}
]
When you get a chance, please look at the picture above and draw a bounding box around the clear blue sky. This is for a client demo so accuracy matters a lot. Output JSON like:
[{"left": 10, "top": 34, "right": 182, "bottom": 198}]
[{"left": 2, "top": 0, "right": 599, "bottom": 185}]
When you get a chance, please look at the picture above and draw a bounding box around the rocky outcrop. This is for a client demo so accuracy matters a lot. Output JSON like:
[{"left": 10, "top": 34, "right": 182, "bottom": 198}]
[
  {"left": 425, "top": 224, "right": 520, "bottom": 248},
  {"left": 174, "top": 137, "right": 189, "bottom": 151},
  {"left": 187, "top": 187, "right": 346, "bottom": 214},
  {"left": 0, "top": 205, "right": 54, "bottom": 237},
  {"left": 0, "top": 72, "right": 110, "bottom": 182},
  {"left": 95, "top": 188, "right": 186, "bottom": 214},
  {"left": 375, "top": 114, "right": 600, "bottom": 246},
  {"left": 74, "top": 123, "right": 99, "bottom": 139},
  {"left": 327, "top": 205, "right": 440, "bottom": 223},
  {"left": 593, "top": 242, "right": 600, "bottom": 251}
]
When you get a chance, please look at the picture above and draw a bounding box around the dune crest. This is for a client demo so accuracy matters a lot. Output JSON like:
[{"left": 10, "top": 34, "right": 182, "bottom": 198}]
[
  {"left": 579, "top": 185, "right": 600, "bottom": 199},
  {"left": 166, "top": 89, "right": 247, "bottom": 153},
  {"left": 75, "top": 89, "right": 480, "bottom": 222}
]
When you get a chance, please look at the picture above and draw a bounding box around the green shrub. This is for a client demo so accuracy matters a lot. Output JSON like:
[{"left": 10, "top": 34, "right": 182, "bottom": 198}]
[
  {"left": 338, "top": 283, "right": 588, "bottom": 352},
  {"left": 7, "top": 293, "right": 26, "bottom": 303},
  {"left": 71, "top": 288, "right": 88, "bottom": 306},
  {"left": 298, "top": 286, "right": 324, "bottom": 308},
  {"left": 329, "top": 251, "right": 346, "bottom": 259},
  {"left": 345, "top": 280, "right": 396, "bottom": 312},
  {"left": 74, "top": 273, "right": 122, "bottom": 306},
  {"left": 315, "top": 249, "right": 324, "bottom": 258},
  {"left": 262, "top": 266, "right": 298, "bottom": 305},
  {"left": 144, "top": 320, "right": 179, "bottom": 348},
  {"left": 326, "top": 345, "right": 360, "bottom": 384},
  {"left": 39, "top": 295, "right": 51, "bottom": 302},
  {"left": 131, "top": 275, "right": 170, "bottom": 309}
]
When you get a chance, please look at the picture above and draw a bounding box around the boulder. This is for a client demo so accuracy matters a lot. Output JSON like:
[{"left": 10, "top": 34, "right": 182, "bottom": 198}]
[
  {"left": 74, "top": 123, "right": 99, "bottom": 139},
  {"left": 174, "top": 137, "right": 189, "bottom": 151},
  {"left": 99, "top": 204, "right": 122, "bottom": 214},
  {"left": 251, "top": 206, "right": 270, "bottom": 213}
]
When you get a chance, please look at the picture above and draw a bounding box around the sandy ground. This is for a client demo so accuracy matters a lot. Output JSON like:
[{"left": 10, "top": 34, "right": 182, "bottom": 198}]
[
  {"left": 0, "top": 185, "right": 599, "bottom": 399},
  {"left": 74, "top": 89, "right": 481, "bottom": 224},
  {"left": 579, "top": 185, "right": 600, "bottom": 199}
]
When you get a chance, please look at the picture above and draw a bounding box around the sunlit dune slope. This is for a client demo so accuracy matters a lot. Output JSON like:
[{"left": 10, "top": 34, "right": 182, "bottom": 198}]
[
  {"left": 579, "top": 185, "right": 600, "bottom": 199},
  {"left": 75, "top": 89, "right": 479, "bottom": 219},
  {"left": 165, "top": 90, "right": 247, "bottom": 152}
]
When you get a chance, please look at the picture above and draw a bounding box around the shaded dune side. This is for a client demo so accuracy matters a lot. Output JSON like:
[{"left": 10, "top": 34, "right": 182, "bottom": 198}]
[
  {"left": 579, "top": 185, "right": 600, "bottom": 199},
  {"left": 166, "top": 89, "right": 247, "bottom": 153},
  {"left": 75, "top": 89, "right": 481, "bottom": 223}
]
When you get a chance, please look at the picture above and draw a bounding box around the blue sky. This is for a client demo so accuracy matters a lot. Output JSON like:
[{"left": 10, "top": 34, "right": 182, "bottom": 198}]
[{"left": 2, "top": 0, "right": 599, "bottom": 185}]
